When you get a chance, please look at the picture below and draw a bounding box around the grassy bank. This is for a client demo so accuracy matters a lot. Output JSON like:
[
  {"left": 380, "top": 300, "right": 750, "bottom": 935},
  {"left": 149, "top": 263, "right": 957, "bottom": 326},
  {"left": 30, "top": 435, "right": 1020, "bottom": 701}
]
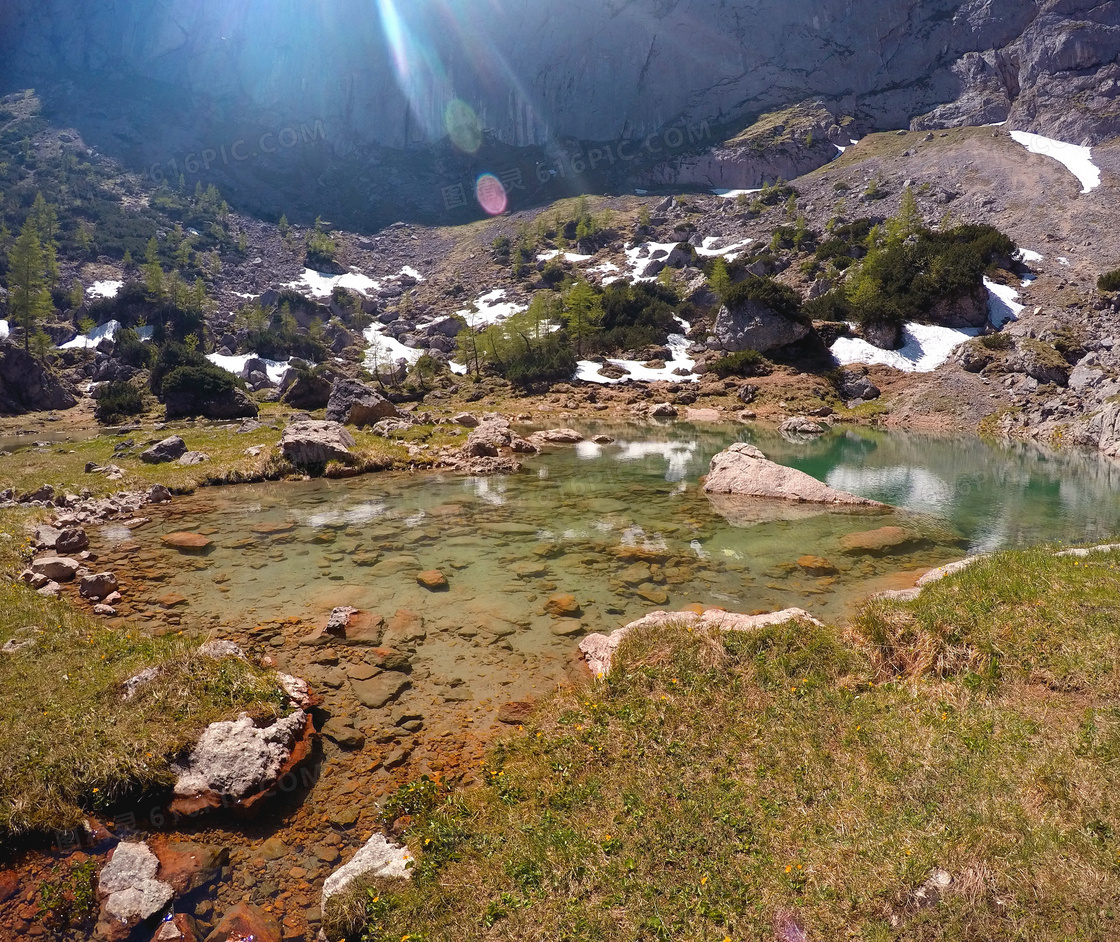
[
  {"left": 328, "top": 547, "right": 1120, "bottom": 941},
  {"left": 0, "top": 413, "right": 469, "bottom": 498},
  {"left": 0, "top": 514, "right": 287, "bottom": 839}
]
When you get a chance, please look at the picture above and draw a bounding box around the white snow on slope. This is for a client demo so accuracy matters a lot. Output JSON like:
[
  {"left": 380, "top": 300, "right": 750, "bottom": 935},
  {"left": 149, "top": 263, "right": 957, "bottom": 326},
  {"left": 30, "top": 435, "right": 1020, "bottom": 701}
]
[
  {"left": 456, "top": 289, "right": 528, "bottom": 327},
  {"left": 0, "top": 320, "right": 7, "bottom": 341},
  {"left": 89, "top": 280, "right": 123, "bottom": 300},
  {"left": 60, "top": 320, "right": 122, "bottom": 349},
  {"left": 696, "top": 236, "right": 754, "bottom": 261},
  {"left": 712, "top": 188, "right": 761, "bottom": 199},
  {"left": 985, "top": 277, "right": 1024, "bottom": 327},
  {"left": 1015, "top": 248, "right": 1044, "bottom": 264},
  {"left": 289, "top": 268, "right": 381, "bottom": 298},
  {"left": 207, "top": 353, "right": 295, "bottom": 384},
  {"left": 364, "top": 323, "right": 424, "bottom": 369},
  {"left": 624, "top": 241, "right": 681, "bottom": 282},
  {"left": 830, "top": 323, "right": 982, "bottom": 373},
  {"left": 1009, "top": 130, "right": 1101, "bottom": 194},
  {"left": 576, "top": 326, "right": 699, "bottom": 385}
]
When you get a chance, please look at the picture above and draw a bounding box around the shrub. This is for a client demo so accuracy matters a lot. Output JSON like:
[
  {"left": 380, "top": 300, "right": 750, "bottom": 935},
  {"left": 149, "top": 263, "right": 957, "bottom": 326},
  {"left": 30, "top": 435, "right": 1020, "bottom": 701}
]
[
  {"left": 706, "top": 349, "right": 771, "bottom": 378},
  {"left": 160, "top": 364, "right": 240, "bottom": 416},
  {"left": 94, "top": 381, "right": 144, "bottom": 425},
  {"left": 979, "top": 332, "right": 1013, "bottom": 351},
  {"left": 306, "top": 230, "right": 337, "bottom": 269},
  {"left": 724, "top": 277, "right": 804, "bottom": 322},
  {"left": 1098, "top": 269, "right": 1120, "bottom": 292}
]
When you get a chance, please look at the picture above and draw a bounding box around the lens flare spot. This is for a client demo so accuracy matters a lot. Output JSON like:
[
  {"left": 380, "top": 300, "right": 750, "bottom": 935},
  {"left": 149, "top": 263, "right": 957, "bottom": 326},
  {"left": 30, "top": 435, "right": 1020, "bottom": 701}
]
[
  {"left": 476, "top": 174, "right": 508, "bottom": 216},
  {"left": 445, "top": 99, "right": 482, "bottom": 154}
]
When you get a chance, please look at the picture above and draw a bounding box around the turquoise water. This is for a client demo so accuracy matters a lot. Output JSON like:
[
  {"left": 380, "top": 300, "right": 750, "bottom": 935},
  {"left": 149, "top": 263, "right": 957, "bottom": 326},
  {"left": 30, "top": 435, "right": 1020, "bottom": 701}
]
[{"left": 93, "top": 422, "right": 1120, "bottom": 717}]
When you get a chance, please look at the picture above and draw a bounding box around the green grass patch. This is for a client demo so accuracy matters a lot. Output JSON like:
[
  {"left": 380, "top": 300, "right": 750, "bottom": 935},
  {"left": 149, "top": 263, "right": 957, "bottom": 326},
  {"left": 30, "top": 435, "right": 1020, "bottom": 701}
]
[
  {"left": 0, "top": 514, "right": 286, "bottom": 837},
  {"left": 328, "top": 547, "right": 1120, "bottom": 942}
]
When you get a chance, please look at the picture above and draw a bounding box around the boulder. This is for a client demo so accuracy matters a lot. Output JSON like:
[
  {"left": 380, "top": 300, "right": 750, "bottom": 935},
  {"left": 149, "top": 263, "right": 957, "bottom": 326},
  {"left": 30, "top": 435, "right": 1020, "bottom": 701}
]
[
  {"left": 321, "top": 833, "right": 412, "bottom": 912},
  {"left": 452, "top": 412, "right": 480, "bottom": 428},
  {"left": 280, "top": 371, "right": 332, "bottom": 410},
  {"left": 703, "top": 443, "right": 886, "bottom": 506},
  {"left": 141, "top": 436, "right": 187, "bottom": 464},
  {"left": 80, "top": 572, "right": 119, "bottom": 600},
  {"left": 707, "top": 299, "right": 810, "bottom": 354},
  {"left": 202, "top": 903, "right": 280, "bottom": 942},
  {"left": 55, "top": 526, "right": 90, "bottom": 554},
  {"left": 544, "top": 593, "right": 582, "bottom": 618},
  {"left": 19, "top": 483, "right": 55, "bottom": 504},
  {"left": 779, "top": 415, "right": 828, "bottom": 437},
  {"left": 464, "top": 418, "right": 513, "bottom": 457},
  {"left": 97, "top": 842, "right": 174, "bottom": 934},
  {"left": 148, "top": 484, "right": 172, "bottom": 503},
  {"left": 325, "top": 378, "right": 402, "bottom": 426},
  {"left": 0, "top": 340, "right": 79, "bottom": 415},
  {"left": 580, "top": 607, "right": 824, "bottom": 676},
  {"left": 280, "top": 419, "right": 356, "bottom": 468},
  {"left": 30, "top": 555, "right": 80, "bottom": 582},
  {"left": 862, "top": 320, "right": 903, "bottom": 350},
  {"left": 178, "top": 451, "right": 210, "bottom": 466},
  {"left": 927, "top": 285, "right": 989, "bottom": 329},
  {"left": 528, "top": 428, "right": 585, "bottom": 445},
  {"left": 351, "top": 674, "right": 410, "bottom": 709},
  {"left": 836, "top": 368, "right": 881, "bottom": 401},
  {"left": 170, "top": 709, "right": 313, "bottom": 815},
  {"left": 649, "top": 402, "right": 679, "bottom": 418}
]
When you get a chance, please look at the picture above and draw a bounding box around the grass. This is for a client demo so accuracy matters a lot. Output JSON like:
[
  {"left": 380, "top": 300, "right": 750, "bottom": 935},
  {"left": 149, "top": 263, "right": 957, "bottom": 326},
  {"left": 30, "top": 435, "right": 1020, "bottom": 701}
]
[
  {"left": 0, "top": 410, "right": 470, "bottom": 497},
  {"left": 0, "top": 515, "right": 288, "bottom": 839},
  {"left": 327, "top": 547, "right": 1120, "bottom": 941}
]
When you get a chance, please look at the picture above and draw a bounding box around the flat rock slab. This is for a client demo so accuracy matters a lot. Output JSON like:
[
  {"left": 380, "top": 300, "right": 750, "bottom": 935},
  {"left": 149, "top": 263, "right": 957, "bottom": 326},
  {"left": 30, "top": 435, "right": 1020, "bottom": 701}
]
[
  {"left": 840, "top": 526, "right": 916, "bottom": 556},
  {"left": 162, "top": 532, "right": 213, "bottom": 553},
  {"left": 351, "top": 674, "right": 410, "bottom": 709},
  {"left": 416, "top": 569, "right": 449, "bottom": 591}
]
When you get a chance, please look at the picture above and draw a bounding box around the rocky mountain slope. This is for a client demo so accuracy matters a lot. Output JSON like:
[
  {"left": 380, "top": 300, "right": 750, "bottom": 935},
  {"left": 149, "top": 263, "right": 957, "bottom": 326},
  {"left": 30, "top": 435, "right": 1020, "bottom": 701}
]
[{"left": 0, "top": 1, "right": 1117, "bottom": 224}]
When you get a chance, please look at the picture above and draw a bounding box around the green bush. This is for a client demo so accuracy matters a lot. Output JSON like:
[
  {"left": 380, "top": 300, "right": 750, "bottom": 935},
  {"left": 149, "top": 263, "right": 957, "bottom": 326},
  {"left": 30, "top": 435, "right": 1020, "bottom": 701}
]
[
  {"left": 1098, "top": 269, "right": 1120, "bottom": 292},
  {"left": 94, "top": 382, "right": 145, "bottom": 424},
  {"left": 979, "top": 332, "right": 1013, "bottom": 351},
  {"left": 707, "top": 349, "right": 771, "bottom": 378},
  {"left": 306, "top": 230, "right": 337, "bottom": 269},
  {"left": 724, "top": 277, "right": 804, "bottom": 322},
  {"left": 160, "top": 364, "right": 239, "bottom": 416}
]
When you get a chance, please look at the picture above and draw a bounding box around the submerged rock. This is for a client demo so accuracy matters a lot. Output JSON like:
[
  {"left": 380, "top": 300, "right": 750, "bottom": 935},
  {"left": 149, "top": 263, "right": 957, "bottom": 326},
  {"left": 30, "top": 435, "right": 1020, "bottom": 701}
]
[
  {"left": 203, "top": 903, "right": 280, "bottom": 942},
  {"left": 703, "top": 443, "right": 886, "bottom": 506}
]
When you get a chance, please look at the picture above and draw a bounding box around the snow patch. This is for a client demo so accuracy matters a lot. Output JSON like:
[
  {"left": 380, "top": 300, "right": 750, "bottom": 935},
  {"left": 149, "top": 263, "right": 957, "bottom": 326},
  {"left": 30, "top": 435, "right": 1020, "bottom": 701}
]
[
  {"left": 0, "top": 320, "right": 7, "bottom": 341},
  {"left": 695, "top": 237, "right": 754, "bottom": 260},
  {"left": 830, "top": 323, "right": 981, "bottom": 373},
  {"left": 623, "top": 241, "right": 681, "bottom": 282},
  {"left": 399, "top": 266, "right": 425, "bottom": 282},
  {"left": 1009, "top": 130, "right": 1101, "bottom": 194},
  {"left": 985, "top": 278, "right": 1024, "bottom": 327},
  {"left": 287, "top": 268, "right": 381, "bottom": 298},
  {"left": 207, "top": 353, "right": 294, "bottom": 385},
  {"left": 1015, "top": 248, "right": 1044, "bottom": 264},
  {"left": 364, "top": 324, "right": 424, "bottom": 369},
  {"left": 88, "top": 280, "right": 123, "bottom": 300},
  {"left": 60, "top": 320, "right": 122, "bottom": 350},
  {"left": 576, "top": 325, "right": 699, "bottom": 385},
  {"left": 456, "top": 289, "right": 528, "bottom": 327},
  {"left": 712, "top": 188, "right": 761, "bottom": 198}
]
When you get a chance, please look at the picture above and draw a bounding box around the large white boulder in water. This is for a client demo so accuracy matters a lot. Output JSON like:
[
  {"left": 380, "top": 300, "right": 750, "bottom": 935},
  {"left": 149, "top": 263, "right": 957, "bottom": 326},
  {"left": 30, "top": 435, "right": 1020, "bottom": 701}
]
[{"left": 703, "top": 443, "right": 885, "bottom": 506}]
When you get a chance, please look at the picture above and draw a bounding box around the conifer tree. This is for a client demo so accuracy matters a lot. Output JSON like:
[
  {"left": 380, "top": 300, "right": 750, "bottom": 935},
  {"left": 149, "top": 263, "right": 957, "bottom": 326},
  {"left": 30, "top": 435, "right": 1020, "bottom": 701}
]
[
  {"left": 143, "top": 236, "right": 164, "bottom": 299},
  {"left": 562, "top": 280, "right": 604, "bottom": 357},
  {"left": 6, "top": 218, "right": 54, "bottom": 351}
]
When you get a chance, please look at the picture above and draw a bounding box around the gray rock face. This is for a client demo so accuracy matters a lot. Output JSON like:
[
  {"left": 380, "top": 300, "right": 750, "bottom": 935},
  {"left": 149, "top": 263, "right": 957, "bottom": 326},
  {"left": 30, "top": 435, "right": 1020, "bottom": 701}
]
[
  {"left": 141, "top": 436, "right": 187, "bottom": 464},
  {"left": 31, "top": 556, "right": 80, "bottom": 582},
  {"left": 0, "top": 341, "right": 78, "bottom": 415},
  {"left": 325, "top": 379, "right": 401, "bottom": 427},
  {"left": 164, "top": 385, "right": 258, "bottom": 420},
  {"left": 280, "top": 420, "right": 356, "bottom": 468},
  {"left": 708, "top": 300, "right": 810, "bottom": 354},
  {"left": 171, "top": 710, "right": 308, "bottom": 803},
  {"left": 927, "top": 286, "right": 991, "bottom": 329},
  {"left": 3, "top": 0, "right": 1118, "bottom": 156},
  {"left": 80, "top": 571, "right": 119, "bottom": 600}
]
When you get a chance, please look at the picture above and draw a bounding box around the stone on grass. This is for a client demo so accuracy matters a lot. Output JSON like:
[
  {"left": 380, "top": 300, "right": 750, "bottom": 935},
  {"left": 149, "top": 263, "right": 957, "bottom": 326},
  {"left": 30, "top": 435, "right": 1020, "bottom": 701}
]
[
  {"left": 280, "top": 419, "right": 356, "bottom": 468},
  {"left": 178, "top": 451, "right": 211, "bottom": 466},
  {"left": 170, "top": 710, "right": 311, "bottom": 815},
  {"left": 141, "top": 436, "right": 187, "bottom": 464},
  {"left": 30, "top": 556, "right": 80, "bottom": 583},
  {"left": 321, "top": 833, "right": 412, "bottom": 910},
  {"left": 580, "top": 607, "right": 823, "bottom": 676}
]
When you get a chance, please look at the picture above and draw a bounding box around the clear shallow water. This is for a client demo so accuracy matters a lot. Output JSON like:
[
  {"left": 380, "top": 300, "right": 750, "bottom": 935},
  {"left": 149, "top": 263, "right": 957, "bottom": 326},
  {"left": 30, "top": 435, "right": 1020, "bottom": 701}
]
[{"left": 96, "top": 423, "right": 1120, "bottom": 717}]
